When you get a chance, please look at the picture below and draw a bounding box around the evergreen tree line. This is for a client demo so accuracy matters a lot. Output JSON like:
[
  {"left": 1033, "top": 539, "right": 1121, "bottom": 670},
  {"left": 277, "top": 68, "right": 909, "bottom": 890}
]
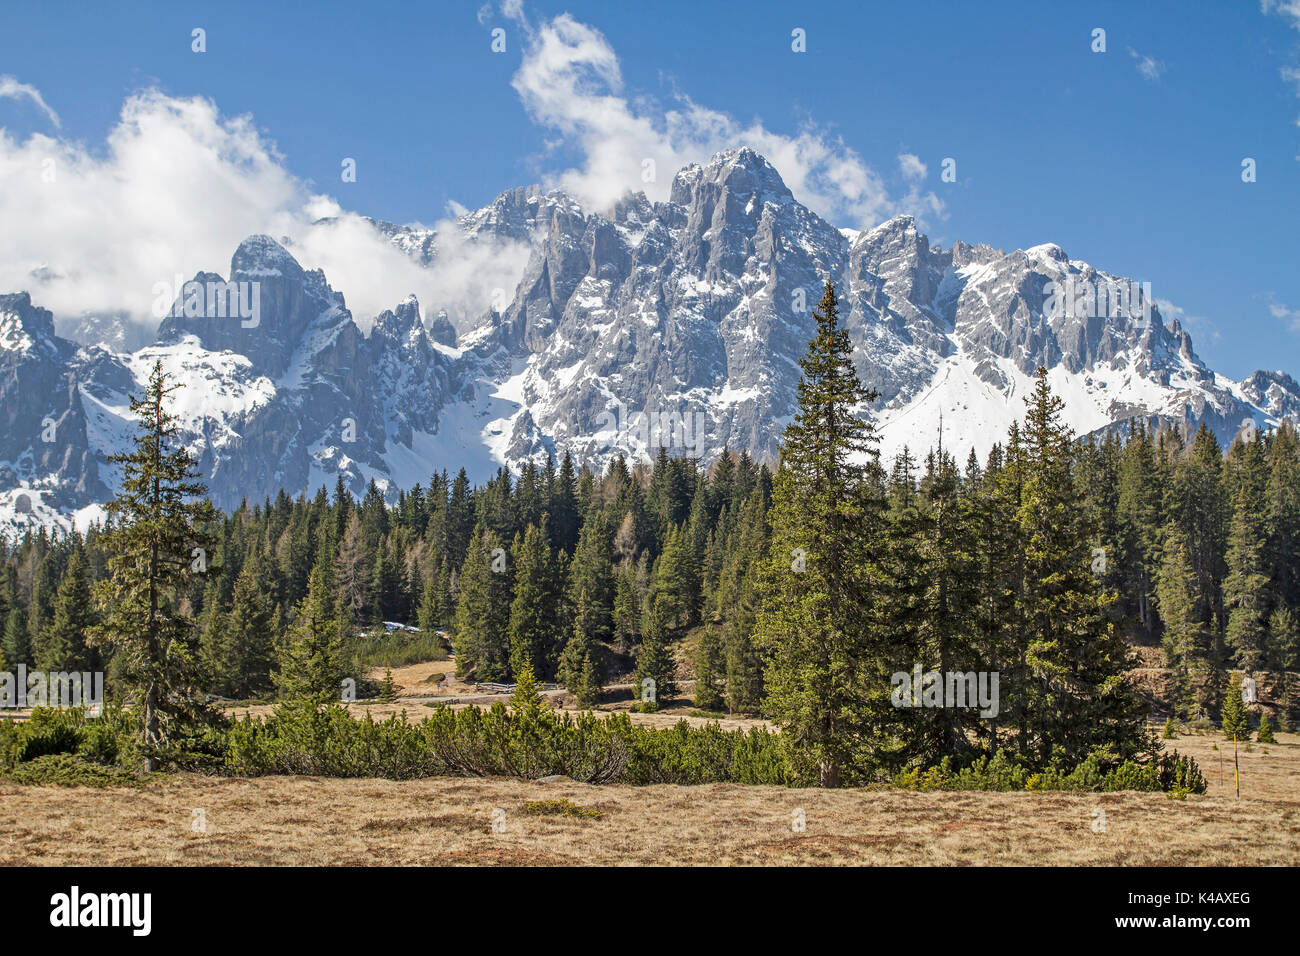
[{"left": 0, "top": 286, "right": 1294, "bottom": 784}]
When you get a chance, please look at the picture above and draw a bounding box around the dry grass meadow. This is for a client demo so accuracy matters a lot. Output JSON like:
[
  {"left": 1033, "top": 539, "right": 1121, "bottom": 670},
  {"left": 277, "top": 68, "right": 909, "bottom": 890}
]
[{"left": 2, "top": 726, "right": 1297, "bottom": 866}]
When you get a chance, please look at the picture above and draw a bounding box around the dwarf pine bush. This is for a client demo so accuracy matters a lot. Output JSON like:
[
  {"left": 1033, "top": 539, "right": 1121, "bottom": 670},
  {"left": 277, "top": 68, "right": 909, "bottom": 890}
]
[
  {"left": 891, "top": 747, "right": 1205, "bottom": 794},
  {"left": 222, "top": 700, "right": 790, "bottom": 785}
]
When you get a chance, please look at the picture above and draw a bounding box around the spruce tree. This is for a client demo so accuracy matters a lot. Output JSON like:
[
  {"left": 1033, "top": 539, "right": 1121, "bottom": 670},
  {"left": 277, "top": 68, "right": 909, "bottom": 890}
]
[
  {"left": 273, "top": 558, "right": 345, "bottom": 703},
  {"left": 1156, "top": 525, "right": 1211, "bottom": 721},
  {"left": 1115, "top": 425, "right": 1163, "bottom": 636},
  {"left": 221, "top": 554, "right": 276, "bottom": 699},
  {"left": 756, "top": 280, "right": 884, "bottom": 787},
  {"left": 1220, "top": 672, "right": 1249, "bottom": 740},
  {"left": 416, "top": 564, "right": 443, "bottom": 637},
  {"left": 1256, "top": 711, "right": 1275, "bottom": 744},
  {"left": 508, "top": 520, "right": 563, "bottom": 680},
  {"left": 1015, "top": 368, "right": 1148, "bottom": 764},
  {"left": 88, "top": 360, "right": 221, "bottom": 769},
  {"left": 634, "top": 597, "right": 676, "bottom": 710},
  {"left": 38, "top": 549, "right": 96, "bottom": 673},
  {"left": 1224, "top": 437, "right": 1271, "bottom": 670},
  {"left": 1, "top": 607, "right": 27, "bottom": 673},
  {"left": 612, "top": 563, "right": 642, "bottom": 655},
  {"left": 453, "top": 522, "right": 512, "bottom": 681},
  {"left": 692, "top": 623, "right": 724, "bottom": 711},
  {"left": 567, "top": 513, "right": 614, "bottom": 642},
  {"left": 560, "top": 588, "right": 601, "bottom": 705}
]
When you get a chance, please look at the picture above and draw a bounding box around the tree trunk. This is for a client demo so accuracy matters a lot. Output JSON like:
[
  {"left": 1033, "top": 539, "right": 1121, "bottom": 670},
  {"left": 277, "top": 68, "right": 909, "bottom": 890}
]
[
  {"left": 142, "top": 684, "right": 160, "bottom": 772},
  {"left": 819, "top": 759, "right": 840, "bottom": 788}
]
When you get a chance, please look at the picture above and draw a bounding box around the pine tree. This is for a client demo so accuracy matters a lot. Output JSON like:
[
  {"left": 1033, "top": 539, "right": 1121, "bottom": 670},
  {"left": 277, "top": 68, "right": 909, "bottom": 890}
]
[
  {"left": 508, "top": 520, "right": 563, "bottom": 680},
  {"left": 634, "top": 597, "right": 675, "bottom": 710},
  {"left": 88, "top": 360, "right": 221, "bottom": 769},
  {"left": 221, "top": 554, "right": 276, "bottom": 699},
  {"left": 453, "top": 522, "right": 511, "bottom": 681},
  {"left": 1156, "top": 525, "right": 1212, "bottom": 721},
  {"left": 1220, "top": 672, "right": 1249, "bottom": 740},
  {"left": 379, "top": 666, "right": 397, "bottom": 702},
  {"left": 756, "top": 280, "right": 884, "bottom": 787},
  {"left": 273, "top": 558, "right": 345, "bottom": 703},
  {"left": 1256, "top": 711, "right": 1275, "bottom": 744},
  {"left": 38, "top": 549, "right": 96, "bottom": 673},
  {"left": 692, "top": 624, "right": 724, "bottom": 711},
  {"left": 1, "top": 607, "right": 28, "bottom": 673},
  {"left": 560, "top": 588, "right": 601, "bottom": 705},
  {"left": 1015, "top": 368, "right": 1148, "bottom": 764},
  {"left": 1224, "top": 437, "right": 1271, "bottom": 670}
]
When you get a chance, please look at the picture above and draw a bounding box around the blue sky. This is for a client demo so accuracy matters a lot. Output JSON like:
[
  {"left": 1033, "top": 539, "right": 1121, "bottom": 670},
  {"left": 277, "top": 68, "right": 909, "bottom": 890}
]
[{"left": 2, "top": 0, "right": 1299, "bottom": 378}]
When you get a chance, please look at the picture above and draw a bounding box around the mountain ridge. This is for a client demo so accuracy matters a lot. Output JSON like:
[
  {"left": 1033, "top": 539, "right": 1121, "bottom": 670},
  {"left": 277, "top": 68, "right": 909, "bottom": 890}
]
[{"left": 3, "top": 146, "right": 1297, "bottom": 532}]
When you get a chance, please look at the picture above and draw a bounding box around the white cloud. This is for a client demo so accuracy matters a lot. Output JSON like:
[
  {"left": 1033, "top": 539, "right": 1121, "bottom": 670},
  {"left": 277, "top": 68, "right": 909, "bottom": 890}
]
[
  {"left": 1127, "top": 48, "right": 1166, "bottom": 81},
  {"left": 1262, "top": 1, "right": 1300, "bottom": 132},
  {"left": 2, "top": 8, "right": 947, "bottom": 337},
  {"left": 1269, "top": 301, "right": 1300, "bottom": 333},
  {"left": 504, "top": 7, "right": 942, "bottom": 229},
  {"left": 898, "top": 153, "right": 927, "bottom": 182},
  {"left": 0, "top": 87, "right": 527, "bottom": 337},
  {"left": 0, "top": 75, "right": 61, "bottom": 128},
  {"left": 1261, "top": 0, "right": 1300, "bottom": 30},
  {"left": 1155, "top": 297, "right": 1220, "bottom": 345}
]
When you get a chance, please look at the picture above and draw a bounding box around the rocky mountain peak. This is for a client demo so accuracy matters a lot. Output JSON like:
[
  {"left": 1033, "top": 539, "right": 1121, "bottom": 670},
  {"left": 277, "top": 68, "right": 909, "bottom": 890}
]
[
  {"left": 0, "top": 292, "right": 58, "bottom": 352},
  {"left": 230, "top": 234, "right": 303, "bottom": 279},
  {"left": 3, "top": 147, "right": 1298, "bottom": 534}
]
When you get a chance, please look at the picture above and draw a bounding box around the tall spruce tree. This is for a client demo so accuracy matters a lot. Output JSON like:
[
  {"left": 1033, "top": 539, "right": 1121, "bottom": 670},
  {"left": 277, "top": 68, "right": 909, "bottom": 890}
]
[
  {"left": 756, "top": 280, "right": 885, "bottom": 787},
  {"left": 1224, "top": 436, "right": 1271, "bottom": 670},
  {"left": 453, "top": 521, "right": 512, "bottom": 681},
  {"left": 220, "top": 553, "right": 276, "bottom": 699},
  {"left": 88, "top": 360, "right": 221, "bottom": 769},
  {"left": 561, "top": 588, "right": 602, "bottom": 707},
  {"left": 274, "top": 558, "right": 345, "bottom": 702},
  {"left": 38, "top": 548, "right": 96, "bottom": 673},
  {"left": 1015, "top": 368, "right": 1148, "bottom": 764},
  {"left": 508, "top": 520, "right": 564, "bottom": 680},
  {"left": 635, "top": 597, "right": 676, "bottom": 711}
]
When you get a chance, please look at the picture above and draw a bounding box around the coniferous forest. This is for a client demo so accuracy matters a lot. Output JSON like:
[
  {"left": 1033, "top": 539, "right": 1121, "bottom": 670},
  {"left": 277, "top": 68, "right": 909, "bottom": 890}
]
[{"left": 2, "top": 282, "right": 1292, "bottom": 789}]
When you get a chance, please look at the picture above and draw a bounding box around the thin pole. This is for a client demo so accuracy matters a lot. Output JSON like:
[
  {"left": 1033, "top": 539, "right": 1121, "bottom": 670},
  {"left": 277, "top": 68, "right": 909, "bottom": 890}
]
[{"left": 1234, "top": 734, "right": 1240, "bottom": 799}]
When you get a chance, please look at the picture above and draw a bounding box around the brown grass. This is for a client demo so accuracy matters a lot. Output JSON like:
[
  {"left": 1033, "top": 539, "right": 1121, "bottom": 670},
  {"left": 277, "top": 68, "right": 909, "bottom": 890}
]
[{"left": 2, "top": 727, "right": 1296, "bottom": 866}]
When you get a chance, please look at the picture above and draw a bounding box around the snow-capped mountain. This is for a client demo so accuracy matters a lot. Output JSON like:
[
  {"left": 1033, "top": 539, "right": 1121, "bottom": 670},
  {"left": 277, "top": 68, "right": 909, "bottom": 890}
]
[{"left": 3, "top": 147, "right": 1297, "bottom": 533}]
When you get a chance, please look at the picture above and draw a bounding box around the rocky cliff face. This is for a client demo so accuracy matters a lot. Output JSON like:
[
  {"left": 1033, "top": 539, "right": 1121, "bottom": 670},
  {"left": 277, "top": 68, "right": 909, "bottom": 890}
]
[
  {"left": 0, "top": 293, "right": 106, "bottom": 527},
  {"left": 3, "top": 148, "right": 1297, "bottom": 532}
]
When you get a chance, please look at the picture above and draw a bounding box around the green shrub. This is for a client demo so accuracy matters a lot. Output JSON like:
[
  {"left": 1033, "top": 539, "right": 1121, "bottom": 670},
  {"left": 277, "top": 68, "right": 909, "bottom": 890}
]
[
  {"left": 1, "top": 753, "right": 143, "bottom": 788},
  {"left": 524, "top": 798, "right": 602, "bottom": 819},
  {"left": 354, "top": 630, "right": 448, "bottom": 669},
  {"left": 222, "top": 700, "right": 793, "bottom": 785},
  {"left": 890, "top": 747, "right": 1204, "bottom": 795},
  {"left": 1257, "top": 713, "right": 1276, "bottom": 744}
]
